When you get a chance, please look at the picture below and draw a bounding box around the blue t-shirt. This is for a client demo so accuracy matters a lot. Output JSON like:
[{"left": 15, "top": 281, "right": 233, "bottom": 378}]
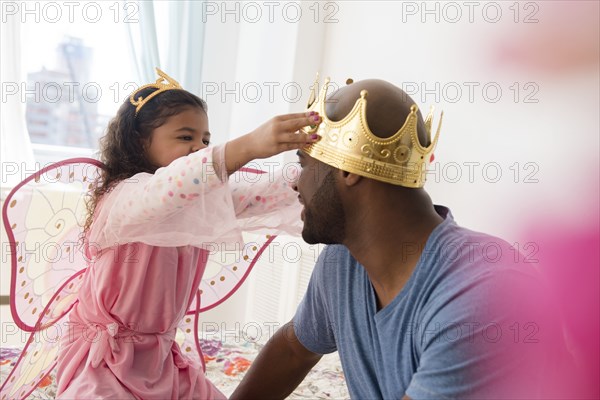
[{"left": 294, "top": 206, "right": 551, "bottom": 399}]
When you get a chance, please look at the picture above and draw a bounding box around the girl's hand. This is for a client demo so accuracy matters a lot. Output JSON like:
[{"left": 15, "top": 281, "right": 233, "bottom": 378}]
[
  {"left": 225, "top": 111, "right": 322, "bottom": 175},
  {"left": 247, "top": 111, "right": 322, "bottom": 159}
]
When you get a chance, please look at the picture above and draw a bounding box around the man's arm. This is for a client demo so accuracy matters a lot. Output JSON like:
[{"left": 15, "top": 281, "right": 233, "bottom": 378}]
[{"left": 230, "top": 321, "right": 322, "bottom": 399}]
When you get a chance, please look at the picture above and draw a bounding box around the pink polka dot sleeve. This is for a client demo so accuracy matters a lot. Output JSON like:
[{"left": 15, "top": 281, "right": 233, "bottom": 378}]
[
  {"left": 89, "top": 145, "right": 242, "bottom": 249},
  {"left": 227, "top": 165, "right": 302, "bottom": 236}
]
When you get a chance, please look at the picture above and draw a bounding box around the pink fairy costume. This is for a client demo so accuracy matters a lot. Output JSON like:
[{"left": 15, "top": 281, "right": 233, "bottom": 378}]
[{"left": 1, "top": 145, "right": 301, "bottom": 399}]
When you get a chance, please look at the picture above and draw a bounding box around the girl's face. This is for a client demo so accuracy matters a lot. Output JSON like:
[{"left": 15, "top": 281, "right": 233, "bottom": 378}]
[{"left": 145, "top": 107, "right": 210, "bottom": 168}]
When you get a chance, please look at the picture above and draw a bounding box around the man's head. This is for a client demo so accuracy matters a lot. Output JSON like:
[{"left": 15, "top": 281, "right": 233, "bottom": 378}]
[
  {"left": 295, "top": 79, "right": 432, "bottom": 244},
  {"left": 325, "top": 79, "right": 429, "bottom": 144}
]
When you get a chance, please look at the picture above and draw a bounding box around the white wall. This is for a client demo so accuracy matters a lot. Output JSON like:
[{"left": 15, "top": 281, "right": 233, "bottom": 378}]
[{"left": 317, "top": 1, "right": 599, "bottom": 240}]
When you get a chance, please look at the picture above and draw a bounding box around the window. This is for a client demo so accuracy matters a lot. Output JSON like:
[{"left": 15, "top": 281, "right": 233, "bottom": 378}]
[{"left": 20, "top": 2, "right": 138, "bottom": 151}]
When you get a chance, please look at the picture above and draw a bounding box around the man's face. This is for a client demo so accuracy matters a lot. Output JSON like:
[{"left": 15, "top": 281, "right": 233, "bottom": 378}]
[{"left": 296, "top": 151, "right": 345, "bottom": 244}]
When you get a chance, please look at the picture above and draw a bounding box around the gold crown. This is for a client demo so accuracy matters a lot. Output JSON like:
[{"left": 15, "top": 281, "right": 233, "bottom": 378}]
[
  {"left": 302, "top": 76, "right": 443, "bottom": 188},
  {"left": 130, "top": 68, "right": 183, "bottom": 114}
]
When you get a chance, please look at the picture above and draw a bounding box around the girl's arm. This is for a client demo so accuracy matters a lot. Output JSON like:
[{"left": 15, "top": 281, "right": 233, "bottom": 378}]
[
  {"left": 228, "top": 167, "right": 302, "bottom": 236},
  {"left": 91, "top": 145, "right": 237, "bottom": 248},
  {"left": 224, "top": 112, "right": 320, "bottom": 175},
  {"left": 89, "top": 112, "right": 319, "bottom": 248}
]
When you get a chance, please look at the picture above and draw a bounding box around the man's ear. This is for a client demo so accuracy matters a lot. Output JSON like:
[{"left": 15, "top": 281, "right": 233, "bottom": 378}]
[{"left": 340, "top": 170, "right": 362, "bottom": 187}]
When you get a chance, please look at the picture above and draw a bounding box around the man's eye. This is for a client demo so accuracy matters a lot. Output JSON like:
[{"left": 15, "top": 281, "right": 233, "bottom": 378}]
[
  {"left": 203, "top": 140, "right": 210, "bottom": 146},
  {"left": 180, "top": 136, "right": 193, "bottom": 141}
]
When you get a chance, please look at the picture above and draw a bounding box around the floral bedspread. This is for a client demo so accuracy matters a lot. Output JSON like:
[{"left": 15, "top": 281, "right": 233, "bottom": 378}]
[{"left": 0, "top": 335, "right": 348, "bottom": 399}]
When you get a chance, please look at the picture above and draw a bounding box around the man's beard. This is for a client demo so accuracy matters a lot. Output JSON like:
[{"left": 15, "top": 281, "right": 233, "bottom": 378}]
[{"left": 302, "top": 170, "right": 346, "bottom": 245}]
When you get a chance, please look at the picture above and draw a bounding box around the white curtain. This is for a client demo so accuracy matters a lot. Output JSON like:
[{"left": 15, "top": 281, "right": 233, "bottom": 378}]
[
  {"left": 126, "top": 1, "right": 161, "bottom": 83},
  {"left": 0, "top": 12, "right": 35, "bottom": 186},
  {"left": 127, "top": 0, "right": 205, "bottom": 93},
  {"left": 165, "top": 1, "right": 206, "bottom": 95}
]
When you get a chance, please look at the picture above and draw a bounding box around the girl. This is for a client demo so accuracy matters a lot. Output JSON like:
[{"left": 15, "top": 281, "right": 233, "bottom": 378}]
[{"left": 55, "top": 69, "right": 320, "bottom": 399}]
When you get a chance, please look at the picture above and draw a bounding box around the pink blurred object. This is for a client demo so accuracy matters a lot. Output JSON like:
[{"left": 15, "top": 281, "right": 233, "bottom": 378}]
[
  {"left": 523, "top": 220, "right": 599, "bottom": 398},
  {"left": 493, "top": 1, "right": 599, "bottom": 73}
]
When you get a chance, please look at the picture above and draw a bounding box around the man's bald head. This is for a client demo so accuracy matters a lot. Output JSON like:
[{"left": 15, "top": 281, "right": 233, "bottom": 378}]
[{"left": 325, "top": 79, "right": 429, "bottom": 146}]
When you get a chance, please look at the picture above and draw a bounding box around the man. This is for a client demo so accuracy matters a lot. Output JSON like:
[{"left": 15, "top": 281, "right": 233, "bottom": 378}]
[{"left": 231, "top": 79, "right": 557, "bottom": 399}]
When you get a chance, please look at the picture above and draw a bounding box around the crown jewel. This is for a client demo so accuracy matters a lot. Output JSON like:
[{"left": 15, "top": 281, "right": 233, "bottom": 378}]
[
  {"left": 302, "top": 76, "right": 443, "bottom": 188},
  {"left": 130, "top": 68, "right": 183, "bottom": 114}
]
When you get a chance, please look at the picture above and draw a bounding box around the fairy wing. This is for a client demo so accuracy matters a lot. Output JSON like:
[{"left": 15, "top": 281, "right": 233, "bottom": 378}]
[
  {"left": 180, "top": 231, "right": 277, "bottom": 379},
  {"left": 189, "top": 233, "right": 277, "bottom": 314},
  {"left": 2, "top": 158, "right": 103, "bottom": 331},
  {"left": 0, "top": 272, "right": 85, "bottom": 400},
  {"left": 176, "top": 291, "right": 206, "bottom": 371},
  {"left": 1, "top": 158, "right": 103, "bottom": 400}
]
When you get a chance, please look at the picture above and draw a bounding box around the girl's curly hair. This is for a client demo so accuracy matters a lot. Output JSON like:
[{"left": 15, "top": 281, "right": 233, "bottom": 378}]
[{"left": 84, "top": 88, "right": 207, "bottom": 234}]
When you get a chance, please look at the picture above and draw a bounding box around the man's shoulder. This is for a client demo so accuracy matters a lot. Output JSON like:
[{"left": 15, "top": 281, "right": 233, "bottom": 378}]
[
  {"left": 437, "top": 217, "right": 510, "bottom": 248},
  {"left": 419, "top": 215, "right": 543, "bottom": 305},
  {"left": 433, "top": 205, "right": 512, "bottom": 250},
  {"left": 431, "top": 217, "right": 524, "bottom": 272}
]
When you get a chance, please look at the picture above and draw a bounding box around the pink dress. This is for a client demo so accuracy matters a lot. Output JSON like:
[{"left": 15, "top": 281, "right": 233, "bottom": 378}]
[{"left": 55, "top": 145, "right": 301, "bottom": 399}]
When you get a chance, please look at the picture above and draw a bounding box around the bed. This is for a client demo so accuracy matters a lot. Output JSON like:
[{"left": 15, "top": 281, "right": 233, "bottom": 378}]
[{"left": 0, "top": 332, "right": 349, "bottom": 399}]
